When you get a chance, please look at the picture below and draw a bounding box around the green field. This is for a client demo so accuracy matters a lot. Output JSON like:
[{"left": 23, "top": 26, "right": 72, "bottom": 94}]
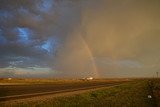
[
  {"left": 0, "top": 78, "right": 129, "bottom": 84},
  {"left": 4, "top": 79, "right": 159, "bottom": 107}
]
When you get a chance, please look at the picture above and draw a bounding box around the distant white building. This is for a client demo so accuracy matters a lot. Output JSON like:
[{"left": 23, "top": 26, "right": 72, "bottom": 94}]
[
  {"left": 81, "top": 77, "right": 94, "bottom": 81},
  {"left": 8, "top": 78, "right": 12, "bottom": 80},
  {"left": 86, "top": 77, "right": 93, "bottom": 80}
]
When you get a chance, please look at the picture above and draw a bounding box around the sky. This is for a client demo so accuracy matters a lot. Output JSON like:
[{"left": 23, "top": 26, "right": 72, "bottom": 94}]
[{"left": 0, "top": 0, "right": 160, "bottom": 78}]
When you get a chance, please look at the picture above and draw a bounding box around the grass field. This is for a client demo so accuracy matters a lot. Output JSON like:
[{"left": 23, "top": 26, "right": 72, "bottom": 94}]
[
  {"left": 2, "top": 78, "right": 159, "bottom": 107},
  {"left": 0, "top": 78, "right": 130, "bottom": 86}
]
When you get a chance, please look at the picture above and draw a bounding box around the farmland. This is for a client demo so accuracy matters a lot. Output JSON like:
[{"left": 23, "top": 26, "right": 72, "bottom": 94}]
[{"left": 0, "top": 78, "right": 159, "bottom": 107}]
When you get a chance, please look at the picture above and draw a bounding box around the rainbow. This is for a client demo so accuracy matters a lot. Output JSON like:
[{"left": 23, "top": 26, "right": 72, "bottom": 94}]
[{"left": 79, "top": 35, "right": 99, "bottom": 78}]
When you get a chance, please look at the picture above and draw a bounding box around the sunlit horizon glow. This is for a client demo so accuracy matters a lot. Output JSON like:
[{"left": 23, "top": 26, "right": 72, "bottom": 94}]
[{"left": 0, "top": 0, "right": 160, "bottom": 78}]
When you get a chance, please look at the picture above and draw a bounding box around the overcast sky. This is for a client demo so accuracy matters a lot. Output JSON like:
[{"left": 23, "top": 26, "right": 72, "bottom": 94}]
[{"left": 0, "top": 0, "right": 160, "bottom": 78}]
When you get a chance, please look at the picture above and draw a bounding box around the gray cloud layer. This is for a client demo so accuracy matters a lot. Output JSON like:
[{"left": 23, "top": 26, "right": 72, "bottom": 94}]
[{"left": 0, "top": 0, "right": 160, "bottom": 78}]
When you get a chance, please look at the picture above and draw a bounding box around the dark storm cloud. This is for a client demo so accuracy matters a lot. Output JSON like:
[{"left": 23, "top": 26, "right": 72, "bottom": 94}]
[
  {"left": 0, "top": 0, "right": 84, "bottom": 69},
  {"left": 0, "top": 0, "right": 160, "bottom": 78}
]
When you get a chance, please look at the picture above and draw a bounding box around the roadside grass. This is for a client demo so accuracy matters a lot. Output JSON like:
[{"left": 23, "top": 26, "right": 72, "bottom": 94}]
[
  {"left": 10, "top": 79, "right": 159, "bottom": 107},
  {"left": 149, "top": 79, "right": 160, "bottom": 107}
]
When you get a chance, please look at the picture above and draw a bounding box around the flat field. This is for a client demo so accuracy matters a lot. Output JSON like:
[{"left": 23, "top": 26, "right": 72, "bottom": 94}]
[
  {"left": 0, "top": 78, "right": 159, "bottom": 107},
  {"left": 0, "top": 78, "right": 130, "bottom": 85}
]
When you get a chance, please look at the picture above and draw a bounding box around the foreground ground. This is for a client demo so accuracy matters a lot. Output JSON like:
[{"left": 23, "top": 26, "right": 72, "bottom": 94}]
[
  {"left": 0, "top": 79, "right": 128, "bottom": 99},
  {"left": 0, "top": 78, "right": 160, "bottom": 107}
]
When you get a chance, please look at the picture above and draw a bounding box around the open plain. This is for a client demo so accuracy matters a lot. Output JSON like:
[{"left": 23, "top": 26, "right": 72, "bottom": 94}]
[{"left": 0, "top": 78, "right": 159, "bottom": 107}]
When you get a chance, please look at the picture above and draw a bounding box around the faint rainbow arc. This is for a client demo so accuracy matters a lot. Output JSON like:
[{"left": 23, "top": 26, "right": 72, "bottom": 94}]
[{"left": 79, "top": 35, "right": 99, "bottom": 78}]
